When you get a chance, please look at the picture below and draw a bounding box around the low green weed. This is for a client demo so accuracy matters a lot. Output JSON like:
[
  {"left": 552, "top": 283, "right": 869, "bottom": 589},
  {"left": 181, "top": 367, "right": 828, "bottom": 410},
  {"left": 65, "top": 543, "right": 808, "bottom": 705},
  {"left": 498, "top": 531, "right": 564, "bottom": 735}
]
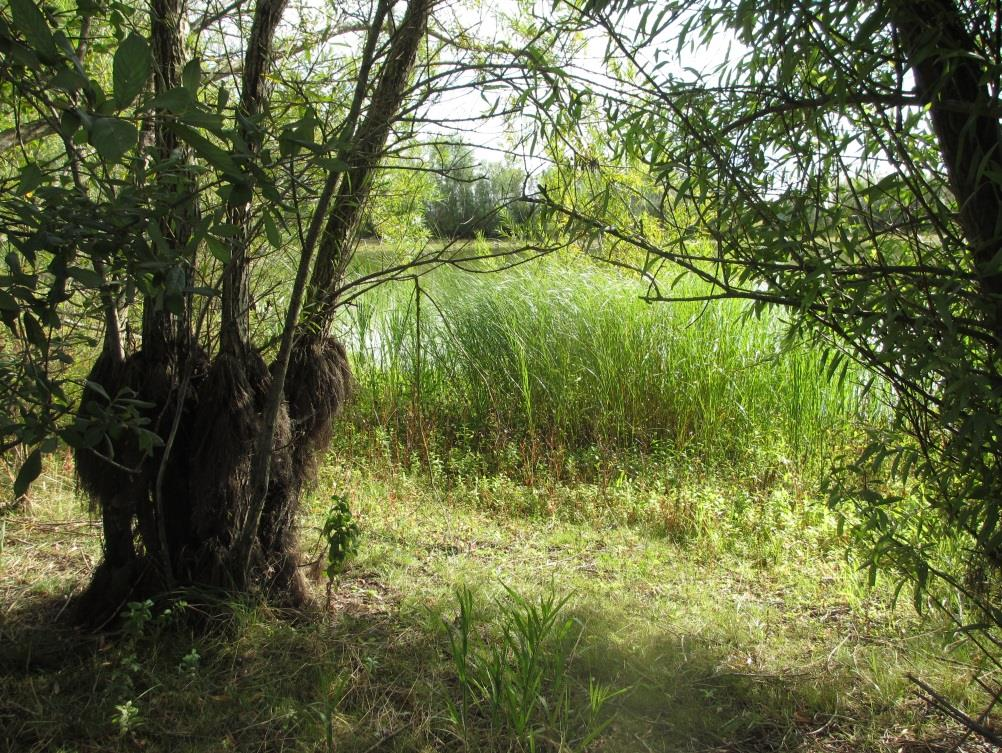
[{"left": 320, "top": 494, "right": 361, "bottom": 579}]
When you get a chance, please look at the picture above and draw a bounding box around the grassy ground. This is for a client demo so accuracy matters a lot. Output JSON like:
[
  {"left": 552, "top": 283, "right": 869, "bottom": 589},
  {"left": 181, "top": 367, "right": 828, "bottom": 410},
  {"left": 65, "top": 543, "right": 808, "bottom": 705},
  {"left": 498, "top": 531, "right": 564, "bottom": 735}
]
[{"left": 0, "top": 450, "right": 994, "bottom": 753}]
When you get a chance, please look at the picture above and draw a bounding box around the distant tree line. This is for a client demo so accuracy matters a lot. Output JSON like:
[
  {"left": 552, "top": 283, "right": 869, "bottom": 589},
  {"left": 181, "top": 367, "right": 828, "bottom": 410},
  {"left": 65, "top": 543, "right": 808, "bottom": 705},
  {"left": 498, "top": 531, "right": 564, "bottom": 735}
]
[{"left": 421, "top": 143, "right": 533, "bottom": 239}]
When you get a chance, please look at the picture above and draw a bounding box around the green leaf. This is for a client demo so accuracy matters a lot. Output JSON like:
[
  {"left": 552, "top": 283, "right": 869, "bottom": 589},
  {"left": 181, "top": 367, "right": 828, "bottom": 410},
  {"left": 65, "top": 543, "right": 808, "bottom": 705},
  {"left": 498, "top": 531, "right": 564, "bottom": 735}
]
[
  {"left": 7, "top": 42, "right": 41, "bottom": 68},
  {"left": 22, "top": 311, "right": 46, "bottom": 349},
  {"left": 59, "top": 109, "right": 82, "bottom": 138},
  {"left": 13, "top": 448, "right": 43, "bottom": 498},
  {"left": 151, "top": 86, "right": 194, "bottom": 114},
  {"left": 206, "top": 236, "right": 230, "bottom": 263},
  {"left": 52, "top": 67, "right": 87, "bottom": 93},
  {"left": 135, "top": 427, "right": 164, "bottom": 454},
  {"left": 89, "top": 116, "right": 138, "bottom": 162},
  {"left": 171, "top": 122, "right": 239, "bottom": 177},
  {"left": 84, "top": 380, "right": 110, "bottom": 401},
  {"left": 181, "top": 58, "right": 201, "bottom": 93},
  {"left": 17, "top": 163, "right": 44, "bottom": 195},
  {"left": 179, "top": 107, "right": 224, "bottom": 135},
  {"left": 67, "top": 266, "right": 103, "bottom": 288},
  {"left": 113, "top": 32, "right": 151, "bottom": 108},
  {"left": 10, "top": 0, "right": 58, "bottom": 63},
  {"left": 264, "top": 213, "right": 282, "bottom": 248}
]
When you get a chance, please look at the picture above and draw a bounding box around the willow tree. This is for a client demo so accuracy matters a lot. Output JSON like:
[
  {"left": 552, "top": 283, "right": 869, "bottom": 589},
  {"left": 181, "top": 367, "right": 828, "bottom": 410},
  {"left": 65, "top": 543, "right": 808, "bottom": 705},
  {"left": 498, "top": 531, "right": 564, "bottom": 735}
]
[
  {"left": 522, "top": 0, "right": 1002, "bottom": 638},
  {"left": 0, "top": 0, "right": 444, "bottom": 622}
]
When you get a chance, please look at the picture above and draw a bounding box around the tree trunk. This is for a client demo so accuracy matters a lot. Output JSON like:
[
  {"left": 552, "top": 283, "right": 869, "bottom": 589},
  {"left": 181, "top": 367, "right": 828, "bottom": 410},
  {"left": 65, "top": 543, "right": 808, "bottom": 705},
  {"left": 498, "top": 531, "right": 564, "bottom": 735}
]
[
  {"left": 888, "top": 0, "right": 1002, "bottom": 339},
  {"left": 220, "top": 0, "right": 290, "bottom": 358},
  {"left": 72, "top": 0, "right": 297, "bottom": 624},
  {"left": 72, "top": 0, "right": 431, "bottom": 626},
  {"left": 282, "top": 0, "right": 432, "bottom": 468},
  {"left": 74, "top": 0, "right": 198, "bottom": 624},
  {"left": 233, "top": 0, "right": 431, "bottom": 577}
]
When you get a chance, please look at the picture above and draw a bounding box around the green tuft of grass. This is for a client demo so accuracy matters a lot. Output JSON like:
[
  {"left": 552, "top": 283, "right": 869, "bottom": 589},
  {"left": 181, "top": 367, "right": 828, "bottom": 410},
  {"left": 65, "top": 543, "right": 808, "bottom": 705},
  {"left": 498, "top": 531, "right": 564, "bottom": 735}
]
[{"left": 441, "top": 582, "right": 620, "bottom": 751}]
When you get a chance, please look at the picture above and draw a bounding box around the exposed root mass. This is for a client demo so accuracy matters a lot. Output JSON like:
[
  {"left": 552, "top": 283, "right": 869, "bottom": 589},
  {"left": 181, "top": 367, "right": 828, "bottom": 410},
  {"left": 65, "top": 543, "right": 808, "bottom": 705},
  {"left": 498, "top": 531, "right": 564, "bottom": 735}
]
[{"left": 73, "top": 334, "right": 353, "bottom": 625}]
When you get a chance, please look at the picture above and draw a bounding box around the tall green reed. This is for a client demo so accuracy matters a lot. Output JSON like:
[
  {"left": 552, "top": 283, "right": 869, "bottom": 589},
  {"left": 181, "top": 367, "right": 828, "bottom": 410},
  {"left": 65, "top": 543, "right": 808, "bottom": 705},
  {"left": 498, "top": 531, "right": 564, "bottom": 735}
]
[{"left": 337, "top": 251, "right": 884, "bottom": 479}]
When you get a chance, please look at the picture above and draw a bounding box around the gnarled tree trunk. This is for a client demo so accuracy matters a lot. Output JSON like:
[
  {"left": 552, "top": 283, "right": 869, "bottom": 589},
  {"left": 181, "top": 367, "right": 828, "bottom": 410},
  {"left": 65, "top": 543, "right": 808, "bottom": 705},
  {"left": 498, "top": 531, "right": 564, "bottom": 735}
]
[{"left": 73, "top": 0, "right": 433, "bottom": 625}]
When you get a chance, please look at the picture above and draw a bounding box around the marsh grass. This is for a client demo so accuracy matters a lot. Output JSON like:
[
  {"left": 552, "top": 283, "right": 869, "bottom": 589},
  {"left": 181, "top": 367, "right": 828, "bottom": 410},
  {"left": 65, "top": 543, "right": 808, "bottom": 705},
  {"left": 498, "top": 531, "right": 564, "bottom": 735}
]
[{"left": 338, "top": 249, "right": 884, "bottom": 485}]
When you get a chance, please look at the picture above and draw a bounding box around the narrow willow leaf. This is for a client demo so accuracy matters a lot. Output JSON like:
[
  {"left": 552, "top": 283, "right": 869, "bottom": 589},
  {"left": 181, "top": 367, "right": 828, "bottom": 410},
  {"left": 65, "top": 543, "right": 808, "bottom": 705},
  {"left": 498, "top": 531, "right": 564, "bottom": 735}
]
[
  {"left": 182, "top": 58, "right": 201, "bottom": 93},
  {"left": 13, "top": 448, "right": 43, "bottom": 498}
]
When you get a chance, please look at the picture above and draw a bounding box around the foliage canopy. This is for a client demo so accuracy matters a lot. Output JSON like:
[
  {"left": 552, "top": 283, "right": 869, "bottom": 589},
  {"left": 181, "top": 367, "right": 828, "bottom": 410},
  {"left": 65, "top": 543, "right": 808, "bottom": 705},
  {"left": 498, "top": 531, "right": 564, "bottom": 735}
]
[{"left": 518, "top": 0, "right": 1002, "bottom": 636}]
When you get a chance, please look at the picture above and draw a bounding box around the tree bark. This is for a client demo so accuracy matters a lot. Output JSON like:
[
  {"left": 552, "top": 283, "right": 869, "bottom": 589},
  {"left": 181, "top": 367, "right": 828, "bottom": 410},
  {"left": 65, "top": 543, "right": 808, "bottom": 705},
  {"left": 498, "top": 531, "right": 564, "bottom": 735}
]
[
  {"left": 220, "top": 0, "right": 290, "bottom": 357},
  {"left": 233, "top": 0, "right": 431, "bottom": 578},
  {"left": 75, "top": 0, "right": 200, "bottom": 623},
  {"left": 888, "top": 0, "right": 1002, "bottom": 339},
  {"left": 73, "top": 0, "right": 433, "bottom": 623},
  {"left": 305, "top": 0, "right": 433, "bottom": 327}
]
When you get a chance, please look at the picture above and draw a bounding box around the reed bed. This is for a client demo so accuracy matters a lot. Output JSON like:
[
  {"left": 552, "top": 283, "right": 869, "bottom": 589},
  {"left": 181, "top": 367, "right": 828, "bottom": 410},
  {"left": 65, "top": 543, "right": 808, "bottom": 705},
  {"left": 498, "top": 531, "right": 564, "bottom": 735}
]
[{"left": 337, "top": 251, "right": 883, "bottom": 480}]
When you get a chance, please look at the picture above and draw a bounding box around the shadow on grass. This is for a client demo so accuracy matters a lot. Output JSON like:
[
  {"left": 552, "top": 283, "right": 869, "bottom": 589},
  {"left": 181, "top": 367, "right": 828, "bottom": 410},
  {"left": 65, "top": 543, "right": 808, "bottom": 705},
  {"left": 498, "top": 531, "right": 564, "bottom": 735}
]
[
  {"left": 0, "top": 577, "right": 901, "bottom": 753},
  {"left": 0, "top": 580, "right": 450, "bottom": 753},
  {"left": 566, "top": 604, "right": 831, "bottom": 753}
]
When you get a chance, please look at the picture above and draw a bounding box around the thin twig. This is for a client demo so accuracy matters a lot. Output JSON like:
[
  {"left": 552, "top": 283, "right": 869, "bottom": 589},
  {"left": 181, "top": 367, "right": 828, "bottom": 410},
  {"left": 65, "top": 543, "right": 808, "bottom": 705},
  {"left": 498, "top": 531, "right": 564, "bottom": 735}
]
[{"left": 908, "top": 673, "right": 1002, "bottom": 747}]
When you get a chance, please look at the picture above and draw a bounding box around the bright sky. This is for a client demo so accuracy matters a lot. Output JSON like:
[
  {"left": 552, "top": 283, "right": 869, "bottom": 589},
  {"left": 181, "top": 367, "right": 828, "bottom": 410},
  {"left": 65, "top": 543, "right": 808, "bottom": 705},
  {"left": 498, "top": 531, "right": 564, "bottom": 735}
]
[{"left": 403, "top": 0, "right": 737, "bottom": 187}]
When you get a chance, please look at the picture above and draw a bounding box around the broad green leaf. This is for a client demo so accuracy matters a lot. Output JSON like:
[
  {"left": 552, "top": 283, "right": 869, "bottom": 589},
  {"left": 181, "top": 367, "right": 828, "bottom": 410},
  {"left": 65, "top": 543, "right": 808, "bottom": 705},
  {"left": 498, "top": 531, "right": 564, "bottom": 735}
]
[
  {"left": 206, "top": 236, "right": 231, "bottom": 263},
  {"left": 17, "top": 164, "right": 44, "bottom": 195},
  {"left": 10, "top": 0, "right": 58, "bottom": 63},
  {"left": 6, "top": 41, "right": 41, "bottom": 68},
  {"left": 67, "top": 266, "right": 104, "bottom": 288},
  {"left": 52, "top": 67, "right": 87, "bottom": 93},
  {"left": 182, "top": 58, "right": 201, "bottom": 93},
  {"left": 13, "top": 448, "right": 43, "bottom": 498},
  {"left": 151, "top": 86, "right": 194, "bottom": 113},
  {"left": 89, "top": 116, "right": 138, "bottom": 162},
  {"left": 113, "top": 32, "right": 151, "bottom": 108},
  {"left": 59, "top": 109, "right": 81, "bottom": 138}
]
